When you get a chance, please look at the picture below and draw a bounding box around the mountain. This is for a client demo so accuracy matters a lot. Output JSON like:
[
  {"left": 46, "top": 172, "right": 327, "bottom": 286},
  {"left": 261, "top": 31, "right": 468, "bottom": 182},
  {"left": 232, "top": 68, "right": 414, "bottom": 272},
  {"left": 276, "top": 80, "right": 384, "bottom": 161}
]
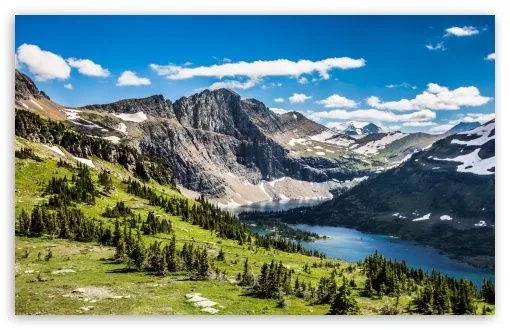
[
  {"left": 333, "top": 121, "right": 383, "bottom": 136},
  {"left": 361, "top": 123, "right": 383, "bottom": 135},
  {"left": 446, "top": 121, "right": 481, "bottom": 135},
  {"left": 15, "top": 70, "right": 66, "bottom": 120},
  {"left": 14, "top": 69, "right": 442, "bottom": 205},
  {"left": 272, "top": 120, "right": 495, "bottom": 268}
]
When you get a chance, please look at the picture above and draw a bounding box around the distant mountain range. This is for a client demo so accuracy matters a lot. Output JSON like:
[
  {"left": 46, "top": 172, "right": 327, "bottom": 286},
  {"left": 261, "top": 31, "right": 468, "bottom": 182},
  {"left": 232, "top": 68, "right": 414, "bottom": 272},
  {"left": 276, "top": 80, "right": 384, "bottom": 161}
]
[
  {"left": 264, "top": 120, "right": 495, "bottom": 269},
  {"left": 446, "top": 121, "right": 482, "bottom": 135},
  {"left": 15, "top": 69, "right": 445, "bottom": 205}
]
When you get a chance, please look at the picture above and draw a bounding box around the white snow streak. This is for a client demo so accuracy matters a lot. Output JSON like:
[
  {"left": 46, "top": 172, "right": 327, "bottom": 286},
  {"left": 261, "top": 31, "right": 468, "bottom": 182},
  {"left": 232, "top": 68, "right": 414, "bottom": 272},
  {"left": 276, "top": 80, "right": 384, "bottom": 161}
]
[
  {"left": 113, "top": 111, "right": 147, "bottom": 123},
  {"left": 433, "top": 148, "right": 494, "bottom": 175},
  {"left": 411, "top": 213, "right": 431, "bottom": 222},
  {"left": 43, "top": 145, "right": 65, "bottom": 156},
  {"left": 73, "top": 156, "right": 95, "bottom": 168}
]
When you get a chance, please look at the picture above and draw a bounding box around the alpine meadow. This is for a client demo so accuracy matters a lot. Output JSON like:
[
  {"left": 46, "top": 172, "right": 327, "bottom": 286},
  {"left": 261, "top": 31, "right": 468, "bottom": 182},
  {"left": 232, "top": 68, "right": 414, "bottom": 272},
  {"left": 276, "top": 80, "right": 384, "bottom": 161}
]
[{"left": 14, "top": 15, "right": 495, "bottom": 316}]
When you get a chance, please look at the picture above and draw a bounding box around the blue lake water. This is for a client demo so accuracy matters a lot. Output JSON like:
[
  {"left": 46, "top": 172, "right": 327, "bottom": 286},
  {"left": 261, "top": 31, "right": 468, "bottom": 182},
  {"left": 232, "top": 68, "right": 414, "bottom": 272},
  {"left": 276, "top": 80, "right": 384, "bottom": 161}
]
[
  {"left": 292, "top": 224, "right": 494, "bottom": 286},
  {"left": 234, "top": 198, "right": 494, "bottom": 286}
]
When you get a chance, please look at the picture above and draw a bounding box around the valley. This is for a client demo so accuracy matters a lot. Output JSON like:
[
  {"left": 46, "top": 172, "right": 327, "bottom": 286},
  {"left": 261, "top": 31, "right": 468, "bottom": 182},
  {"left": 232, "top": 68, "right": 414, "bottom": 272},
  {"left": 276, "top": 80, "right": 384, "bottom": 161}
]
[{"left": 14, "top": 69, "right": 495, "bottom": 315}]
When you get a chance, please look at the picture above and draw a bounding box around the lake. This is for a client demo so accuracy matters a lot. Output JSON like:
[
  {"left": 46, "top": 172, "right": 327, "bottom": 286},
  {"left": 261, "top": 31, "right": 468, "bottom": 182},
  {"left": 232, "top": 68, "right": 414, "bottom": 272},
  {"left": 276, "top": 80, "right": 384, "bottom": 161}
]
[
  {"left": 234, "top": 199, "right": 495, "bottom": 286},
  {"left": 231, "top": 198, "right": 327, "bottom": 214}
]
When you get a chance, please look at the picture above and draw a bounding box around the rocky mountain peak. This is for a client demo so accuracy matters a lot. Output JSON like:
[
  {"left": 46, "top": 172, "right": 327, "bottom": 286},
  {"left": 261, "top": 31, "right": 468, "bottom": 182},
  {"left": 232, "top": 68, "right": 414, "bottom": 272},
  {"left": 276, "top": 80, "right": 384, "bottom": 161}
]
[
  {"left": 446, "top": 121, "right": 481, "bottom": 135},
  {"left": 81, "top": 94, "right": 174, "bottom": 118},
  {"left": 15, "top": 69, "right": 49, "bottom": 101}
]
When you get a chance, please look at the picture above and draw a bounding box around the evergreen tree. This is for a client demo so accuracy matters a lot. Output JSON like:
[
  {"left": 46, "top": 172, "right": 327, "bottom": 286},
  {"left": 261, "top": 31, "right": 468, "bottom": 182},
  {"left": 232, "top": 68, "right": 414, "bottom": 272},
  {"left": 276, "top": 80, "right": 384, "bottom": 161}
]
[
  {"left": 239, "top": 258, "right": 255, "bottom": 287},
  {"left": 328, "top": 277, "right": 360, "bottom": 315},
  {"left": 481, "top": 278, "right": 495, "bottom": 304}
]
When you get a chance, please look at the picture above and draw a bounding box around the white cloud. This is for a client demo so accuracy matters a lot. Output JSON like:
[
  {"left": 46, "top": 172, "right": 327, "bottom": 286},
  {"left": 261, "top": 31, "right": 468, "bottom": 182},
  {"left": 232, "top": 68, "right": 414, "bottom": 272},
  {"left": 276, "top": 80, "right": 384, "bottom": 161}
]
[
  {"left": 208, "top": 79, "right": 258, "bottom": 90},
  {"left": 428, "top": 112, "right": 495, "bottom": 134},
  {"left": 317, "top": 94, "right": 357, "bottom": 108},
  {"left": 150, "top": 57, "right": 366, "bottom": 81},
  {"left": 261, "top": 82, "right": 283, "bottom": 90},
  {"left": 298, "top": 77, "right": 309, "bottom": 84},
  {"left": 307, "top": 109, "right": 435, "bottom": 123},
  {"left": 445, "top": 26, "right": 479, "bottom": 37},
  {"left": 274, "top": 98, "right": 285, "bottom": 103},
  {"left": 270, "top": 108, "right": 290, "bottom": 114},
  {"left": 222, "top": 58, "right": 232, "bottom": 63},
  {"left": 451, "top": 112, "right": 495, "bottom": 125},
  {"left": 386, "top": 82, "right": 417, "bottom": 90},
  {"left": 367, "top": 83, "right": 492, "bottom": 111},
  {"left": 67, "top": 58, "right": 110, "bottom": 77},
  {"left": 116, "top": 71, "right": 151, "bottom": 86},
  {"left": 16, "top": 44, "right": 70, "bottom": 81},
  {"left": 485, "top": 53, "right": 495, "bottom": 61},
  {"left": 402, "top": 121, "right": 435, "bottom": 127},
  {"left": 425, "top": 42, "right": 446, "bottom": 51},
  {"left": 289, "top": 93, "right": 312, "bottom": 104},
  {"left": 63, "top": 83, "right": 73, "bottom": 90},
  {"left": 183, "top": 61, "right": 193, "bottom": 66}
]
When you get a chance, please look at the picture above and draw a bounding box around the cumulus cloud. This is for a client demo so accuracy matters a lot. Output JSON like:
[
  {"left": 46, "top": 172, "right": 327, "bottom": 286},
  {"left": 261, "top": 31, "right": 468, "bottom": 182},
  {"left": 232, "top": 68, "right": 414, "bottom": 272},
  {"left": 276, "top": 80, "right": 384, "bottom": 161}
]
[
  {"left": 307, "top": 109, "right": 436, "bottom": 123},
  {"left": 456, "top": 112, "right": 495, "bottom": 124},
  {"left": 67, "top": 58, "right": 110, "bottom": 77},
  {"left": 485, "top": 53, "right": 495, "bottom": 61},
  {"left": 16, "top": 43, "right": 70, "bottom": 81},
  {"left": 425, "top": 42, "right": 446, "bottom": 51},
  {"left": 298, "top": 77, "right": 309, "bottom": 84},
  {"left": 150, "top": 57, "right": 366, "bottom": 81},
  {"left": 63, "top": 83, "right": 73, "bottom": 90},
  {"left": 222, "top": 58, "right": 232, "bottom": 63},
  {"left": 208, "top": 79, "right": 258, "bottom": 90},
  {"left": 261, "top": 82, "right": 283, "bottom": 90},
  {"left": 445, "top": 26, "right": 479, "bottom": 37},
  {"left": 116, "top": 71, "right": 151, "bottom": 86},
  {"left": 385, "top": 82, "right": 417, "bottom": 90},
  {"left": 289, "top": 93, "right": 312, "bottom": 104},
  {"left": 274, "top": 98, "right": 285, "bottom": 103},
  {"left": 317, "top": 94, "right": 357, "bottom": 108},
  {"left": 428, "top": 112, "right": 495, "bottom": 134},
  {"left": 367, "top": 83, "right": 492, "bottom": 111},
  {"left": 402, "top": 121, "right": 435, "bottom": 127}
]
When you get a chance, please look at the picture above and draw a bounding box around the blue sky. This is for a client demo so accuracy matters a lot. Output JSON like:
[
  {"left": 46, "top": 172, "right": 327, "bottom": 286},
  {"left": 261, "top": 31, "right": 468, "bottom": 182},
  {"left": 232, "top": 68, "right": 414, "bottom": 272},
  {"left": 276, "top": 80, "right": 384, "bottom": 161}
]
[{"left": 15, "top": 15, "right": 495, "bottom": 133}]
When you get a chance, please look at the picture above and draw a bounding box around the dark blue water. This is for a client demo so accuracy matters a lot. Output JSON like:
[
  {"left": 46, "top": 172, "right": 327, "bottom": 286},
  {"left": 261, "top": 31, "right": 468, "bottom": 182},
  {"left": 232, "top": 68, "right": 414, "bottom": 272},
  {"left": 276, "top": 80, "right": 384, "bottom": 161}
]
[{"left": 291, "top": 224, "right": 494, "bottom": 286}]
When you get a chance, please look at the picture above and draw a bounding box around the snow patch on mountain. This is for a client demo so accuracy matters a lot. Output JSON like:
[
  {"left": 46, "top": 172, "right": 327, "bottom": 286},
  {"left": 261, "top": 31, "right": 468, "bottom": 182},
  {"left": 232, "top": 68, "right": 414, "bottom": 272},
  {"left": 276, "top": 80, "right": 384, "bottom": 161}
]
[
  {"left": 433, "top": 148, "right": 495, "bottom": 175},
  {"left": 113, "top": 111, "right": 147, "bottom": 123},
  {"left": 62, "top": 109, "right": 82, "bottom": 120},
  {"left": 451, "top": 122, "right": 495, "bottom": 147},
  {"left": 412, "top": 213, "right": 431, "bottom": 222},
  {"left": 73, "top": 156, "right": 95, "bottom": 168},
  {"left": 43, "top": 145, "right": 65, "bottom": 157},
  {"left": 354, "top": 132, "right": 408, "bottom": 155}
]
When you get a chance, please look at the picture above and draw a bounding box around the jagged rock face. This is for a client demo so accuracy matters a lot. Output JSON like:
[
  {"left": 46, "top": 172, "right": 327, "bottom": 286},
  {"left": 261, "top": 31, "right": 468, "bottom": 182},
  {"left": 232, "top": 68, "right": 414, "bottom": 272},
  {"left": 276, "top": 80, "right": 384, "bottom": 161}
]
[
  {"left": 82, "top": 95, "right": 174, "bottom": 118},
  {"left": 136, "top": 90, "right": 330, "bottom": 196},
  {"left": 277, "top": 111, "right": 325, "bottom": 137},
  {"left": 15, "top": 69, "right": 49, "bottom": 101},
  {"left": 173, "top": 89, "right": 261, "bottom": 138}
]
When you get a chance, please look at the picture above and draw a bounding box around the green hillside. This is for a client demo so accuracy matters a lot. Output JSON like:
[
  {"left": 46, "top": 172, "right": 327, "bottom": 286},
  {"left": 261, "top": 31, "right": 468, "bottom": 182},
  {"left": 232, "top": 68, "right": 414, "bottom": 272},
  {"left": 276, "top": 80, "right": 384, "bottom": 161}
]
[{"left": 14, "top": 112, "right": 495, "bottom": 315}]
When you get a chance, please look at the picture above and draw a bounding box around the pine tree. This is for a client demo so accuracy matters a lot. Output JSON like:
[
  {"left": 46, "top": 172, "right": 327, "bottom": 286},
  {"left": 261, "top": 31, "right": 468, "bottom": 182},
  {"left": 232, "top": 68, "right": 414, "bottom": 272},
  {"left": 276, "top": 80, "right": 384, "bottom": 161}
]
[
  {"left": 240, "top": 258, "right": 255, "bottom": 287},
  {"left": 328, "top": 277, "right": 360, "bottom": 315},
  {"left": 115, "top": 237, "right": 126, "bottom": 261},
  {"left": 216, "top": 248, "right": 225, "bottom": 261},
  {"left": 481, "top": 278, "right": 495, "bottom": 304},
  {"left": 129, "top": 238, "right": 146, "bottom": 271}
]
